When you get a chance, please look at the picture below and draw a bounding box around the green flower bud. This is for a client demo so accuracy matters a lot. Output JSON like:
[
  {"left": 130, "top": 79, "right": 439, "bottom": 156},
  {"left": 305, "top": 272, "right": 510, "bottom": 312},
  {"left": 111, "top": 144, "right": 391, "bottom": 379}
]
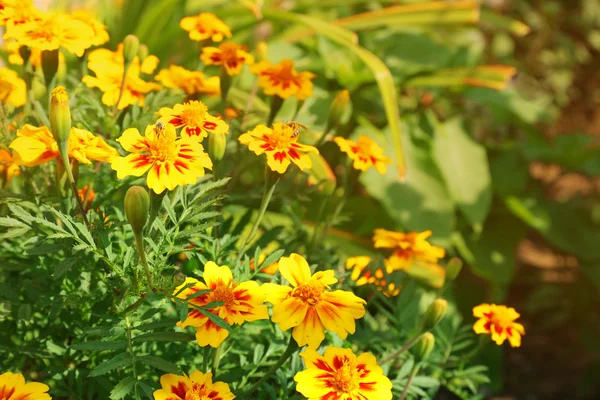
[
  {"left": 413, "top": 332, "right": 435, "bottom": 362},
  {"left": 123, "top": 35, "right": 140, "bottom": 66},
  {"left": 326, "top": 90, "right": 350, "bottom": 132},
  {"left": 445, "top": 258, "right": 463, "bottom": 281},
  {"left": 137, "top": 44, "right": 149, "bottom": 63},
  {"left": 41, "top": 49, "right": 59, "bottom": 86},
  {"left": 50, "top": 86, "right": 71, "bottom": 145},
  {"left": 124, "top": 186, "right": 150, "bottom": 235},
  {"left": 173, "top": 272, "right": 186, "bottom": 287},
  {"left": 422, "top": 299, "right": 447, "bottom": 332},
  {"left": 208, "top": 133, "right": 227, "bottom": 161}
]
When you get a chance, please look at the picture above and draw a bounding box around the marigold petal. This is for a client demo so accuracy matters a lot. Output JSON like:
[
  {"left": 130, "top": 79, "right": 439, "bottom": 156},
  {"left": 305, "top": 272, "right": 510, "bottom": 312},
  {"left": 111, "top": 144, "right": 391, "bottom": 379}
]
[
  {"left": 272, "top": 297, "right": 309, "bottom": 331},
  {"left": 203, "top": 261, "right": 233, "bottom": 289},
  {"left": 111, "top": 153, "right": 153, "bottom": 179},
  {"left": 278, "top": 253, "right": 311, "bottom": 287},
  {"left": 292, "top": 307, "right": 325, "bottom": 348},
  {"left": 157, "top": 373, "right": 192, "bottom": 398},
  {"left": 195, "top": 319, "right": 230, "bottom": 348},
  {"left": 262, "top": 282, "right": 293, "bottom": 305}
]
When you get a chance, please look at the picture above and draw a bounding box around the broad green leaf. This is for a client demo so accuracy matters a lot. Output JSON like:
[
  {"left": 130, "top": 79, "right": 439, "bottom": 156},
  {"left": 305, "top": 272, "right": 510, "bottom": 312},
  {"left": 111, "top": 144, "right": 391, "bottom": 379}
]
[
  {"left": 110, "top": 377, "right": 136, "bottom": 400},
  {"left": 136, "top": 355, "right": 180, "bottom": 374},
  {"left": 88, "top": 353, "right": 131, "bottom": 377},
  {"left": 433, "top": 118, "right": 492, "bottom": 228}
]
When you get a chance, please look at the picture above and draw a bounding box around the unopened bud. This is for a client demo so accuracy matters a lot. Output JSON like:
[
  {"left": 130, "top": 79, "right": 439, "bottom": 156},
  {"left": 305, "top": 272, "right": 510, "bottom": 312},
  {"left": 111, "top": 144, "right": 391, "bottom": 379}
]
[
  {"left": 41, "top": 49, "right": 59, "bottom": 86},
  {"left": 413, "top": 332, "right": 435, "bottom": 362},
  {"left": 124, "top": 186, "right": 150, "bottom": 235},
  {"left": 326, "top": 90, "right": 350, "bottom": 132},
  {"left": 123, "top": 35, "right": 140, "bottom": 66},
  {"left": 422, "top": 299, "right": 447, "bottom": 332},
  {"left": 137, "top": 44, "right": 149, "bottom": 62},
  {"left": 208, "top": 133, "right": 227, "bottom": 161},
  {"left": 445, "top": 258, "right": 463, "bottom": 281},
  {"left": 56, "top": 53, "right": 67, "bottom": 83},
  {"left": 50, "top": 86, "right": 71, "bottom": 145},
  {"left": 256, "top": 41, "right": 268, "bottom": 62},
  {"left": 173, "top": 272, "right": 186, "bottom": 287}
]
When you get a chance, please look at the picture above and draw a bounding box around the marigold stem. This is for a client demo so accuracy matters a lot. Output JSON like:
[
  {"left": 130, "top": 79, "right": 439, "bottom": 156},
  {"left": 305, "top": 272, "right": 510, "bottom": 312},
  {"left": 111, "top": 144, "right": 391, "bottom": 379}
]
[
  {"left": 243, "top": 336, "right": 298, "bottom": 395},
  {"left": 59, "top": 147, "right": 89, "bottom": 227},
  {"left": 380, "top": 333, "right": 422, "bottom": 365},
  {"left": 399, "top": 364, "right": 420, "bottom": 400},
  {"left": 134, "top": 232, "right": 154, "bottom": 292},
  {"left": 113, "top": 61, "right": 131, "bottom": 116},
  {"left": 212, "top": 343, "right": 223, "bottom": 377}
]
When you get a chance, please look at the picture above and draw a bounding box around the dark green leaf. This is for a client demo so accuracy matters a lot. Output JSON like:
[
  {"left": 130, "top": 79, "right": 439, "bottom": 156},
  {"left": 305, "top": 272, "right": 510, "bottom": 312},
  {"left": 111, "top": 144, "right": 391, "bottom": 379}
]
[
  {"left": 71, "top": 341, "right": 128, "bottom": 351},
  {"left": 88, "top": 353, "right": 131, "bottom": 377},
  {"left": 132, "top": 332, "right": 195, "bottom": 342},
  {"left": 110, "top": 377, "right": 136, "bottom": 400},
  {"left": 136, "top": 355, "right": 180, "bottom": 374}
]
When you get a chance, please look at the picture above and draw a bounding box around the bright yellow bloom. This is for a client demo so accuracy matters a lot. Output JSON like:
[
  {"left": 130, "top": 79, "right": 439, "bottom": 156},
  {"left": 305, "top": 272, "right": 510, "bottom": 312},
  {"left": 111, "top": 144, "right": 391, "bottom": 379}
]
[
  {"left": 334, "top": 136, "right": 391, "bottom": 174},
  {"left": 263, "top": 254, "right": 366, "bottom": 348},
  {"left": 9, "top": 124, "right": 118, "bottom": 167},
  {"left": 5, "top": 12, "right": 95, "bottom": 56},
  {"left": 173, "top": 262, "right": 269, "bottom": 348},
  {"left": 83, "top": 45, "right": 161, "bottom": 110},
  {"left": 294, "top": 347, "right": 392, "bottom": 400},
  {"left": 239, "top": 123, "right": 319, "bottom": 174},
  {"left": 373, "top": 229, "right": 445, "bottom": 273},
  {"left": 156, "top": 65, "right": 220, "bottom": 96},
  {"left": 158, "top": 101, "right": 229, "bottom": 140},
  {"left": 251, "top": 59, "right": 315, "bottom": 100},
  {"left": 70, "top": 10, "right": 110, "bottom": 47},
  {"left": 0, "top": 371, "right": 51, "bottom": 400},
  {"left": 0, "top": 67, "right": 26, "bottom": 107},
  {"left": 154, "top": 371, "right": 234, "bottom": 400},
  {"left": 111, "top": 122, "right": 212, "bottom": 194},
  {"left": 0, "top": 0, "right": 42, "bottom": 28},
  {"left": 180, "top": 12, "right": 231, "bottom": 42},
  {"left": 0, "top": 149, "right": 20, "bottom": 184},
  {"left": 473, "top": 304, "right": 525, "bottom": 347},
  {"left": 200, "top": 42, "right": 254, "bottom": 76}
]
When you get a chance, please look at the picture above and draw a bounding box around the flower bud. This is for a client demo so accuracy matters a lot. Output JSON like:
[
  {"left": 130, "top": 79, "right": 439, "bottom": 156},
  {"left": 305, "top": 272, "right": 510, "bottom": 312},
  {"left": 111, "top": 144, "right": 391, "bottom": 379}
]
[
  {"left": 208, "top": 133, "right": 227, "bottom": 161},
  {"left": 50, "top": 86, "right": 71, "bottom": 145},
  {"left": 256, "top": 41, "right": 268, "bottom": 62},
  {"left": 137, "top": 44, "right": 149, "bottom": 63},
  {"left": 173, "top": 272, "right": 186, "bottom": 287},
  {"left": 123, "top": 35, "right": 140, "bottom": 66},
  {"left": 124, "top": 186, "right": 150, "bottom": 235},
  {"left": 445, "top": 258, "right": 463, "bottom": 281},
  {"left": 413, "top": 332, "right": 435, "bottom": 362},
  {"left": 326, "top": 90, "right": 350, "bottom": 132},
  {"left": 41, "top": 49, "right": 59, "bottom": 86},
  {"left": 422, "top": 299, "right": 447, "bottom": 332}
]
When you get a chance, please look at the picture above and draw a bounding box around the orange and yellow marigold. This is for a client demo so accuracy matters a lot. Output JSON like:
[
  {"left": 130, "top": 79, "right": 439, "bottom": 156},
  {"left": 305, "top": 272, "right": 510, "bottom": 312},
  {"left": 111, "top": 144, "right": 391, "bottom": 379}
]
[
  {"left": 0, "top": 149, "right": 20, "bottom": 185},
  {"left": 0, "top": 371, "right": 51, "bottom": 400},
  {"left": 294, "top": 346, "right": 392, "bottom": 400},
  {"left": 200, "top": 42, "right": 254, "bottom": 76},
  {"left": 0, "top": 67, "right": 26, "bottom": 107},
  {"left": 173, "top": 262, "right": 269, "bottom": 348},
  {"left": 239, "top": 123, "right": 318, "bottom": 174},
  {"left": 473, "top": 303, "right": 525, "bottom": 347},
  {"left": 158, "top": 101, "right": 229, "bottom": 140},
  {"left": 263, "top": 253, "right": 366, "bottom": 348},
  {"left": 373, "top": 229, "right": 445, "bottom": 273},
  {"left": 251, "top": 59, "right": 315, "bottom": 100},
  {"left": 156, "top": 65, "right": 220, "bottom": 96},
  {"left": 334, "top": 135, "right": 391, "bottom": 174},
  {"left": 180, "top": 12, "right": 231, "bottom": 43},
  {"left": 154, "top": 371, "right": 234, "bottom": 400}
]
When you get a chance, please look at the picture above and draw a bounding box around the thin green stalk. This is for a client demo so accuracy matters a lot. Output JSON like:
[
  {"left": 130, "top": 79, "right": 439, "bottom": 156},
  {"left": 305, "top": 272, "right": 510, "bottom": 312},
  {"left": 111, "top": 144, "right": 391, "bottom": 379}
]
[
  {"left": 380, "top": 333, "right": 422, "bottom": 365},
  {"left": 134, "top": 233, "right": 154, "bottom": 292},
  {"left": 235, "top": 167, "right": 279, "bottom": 264},
  {"left": 113, "top": 61, "right": 131, "bottom": 116},
  {"left": 309, "top": 195, "right": 330, "bottom": 253},
  {"left": 314, "top": 126, "right": 333, "bottom": 148},
  {"left": 399, "top": 364, "right": 420, "bottom": 400},
  {"left": 125, "top": 317, "right": 139, "bottom": 399},
  {"left": 59, "top": 149, "right": 89, "bottom": 227},
  {"left": 243, "top": 336, "right": 298, "bottom": 395},
  {"left": 203, "top": 347, "right": 211, "bottom": 372},
  {"left": 145, "top": 191, "right": 164, "bottom": 235},
  {"left": 212, "top": 344, "right": 223, "bottom": 376}
]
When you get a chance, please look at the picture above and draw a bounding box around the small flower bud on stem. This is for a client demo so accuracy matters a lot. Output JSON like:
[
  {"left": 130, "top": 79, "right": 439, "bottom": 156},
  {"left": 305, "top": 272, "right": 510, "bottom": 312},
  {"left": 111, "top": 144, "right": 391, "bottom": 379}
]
[{"left": 125, "top": 186, "right": 154, "bottom": 292}]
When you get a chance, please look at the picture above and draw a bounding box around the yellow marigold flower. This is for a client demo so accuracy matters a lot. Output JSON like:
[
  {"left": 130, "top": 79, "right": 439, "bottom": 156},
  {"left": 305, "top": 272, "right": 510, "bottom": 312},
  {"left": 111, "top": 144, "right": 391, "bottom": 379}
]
[
  {"left": 249, "top": 253, "right": 279, "bottom": 275},
  {"left": 0, "top": 149, "right": 21, "bottom": 184},
  {"left": 77, "top": 185, "right": 95, "bottom": 210},
  {"left": 158, "top": 101, "right": 229, "bottom": 140},
  {"left": 0, "top": 371, "right": 51, "bottom": 400},
  {"left": 377, "top": 281, "right": 401, "bottom": 298},
  {"left": 200, "top": 42, "right": 254, "bottom": 76},
  {"left": 0, "top": 0, "right": 42, "bottom": 28},
  {"left": 70, "top": 10, "right": 110, "bottom": 47},
  {"left": 473, "top": 304, "right": 525, "bottom": 347},
  {"left": 334, "top": 135, "right": 392, "bottom": 174},
  {"left": 87, "top": 45, "right": 159, "bottom": 76},
  {"left": 251, "top": 59, "right": 315, "bottom": 100},
  {"left": 180, "top": 12, "right": 231, "bottom": 42},
  {"left": 263, "top": 253, "right": 366, "bottom": 348},
  {"left": 154, "top": 371, "right": 234, "bottom": 400},
  {"left": 294, "top": 346, "right": 392, "bottom": 400},
  {"left": 156, "top": 65, "right": 220, "bottom": 96},
  {"left": 173, "top": 261, "right": 269, "bottom": 348},
  {"left": 239, "top": 123, "right": 319, "bottom": 174},
  {"left": 9, "top": 124, "right": 118, "bottom": 167},
  {"left": 4, "top": 39, "right": 41, "bottom": 67},
  {"left": 373, "top": 229, "right": 445, "bottom": 273},
  {"left": 111, "top": 122, "right": 212, "bottom": 194},
  {"left": 0, "top": 67, "right": 26, "bottom": 107},
  {"left": 5, "top": 12, "right": 95, "bottom": 57}
]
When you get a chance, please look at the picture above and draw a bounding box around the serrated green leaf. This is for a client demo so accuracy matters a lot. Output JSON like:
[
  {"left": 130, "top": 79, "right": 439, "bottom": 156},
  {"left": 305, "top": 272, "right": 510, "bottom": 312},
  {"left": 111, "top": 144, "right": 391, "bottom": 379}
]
[
  {"left": 162, "top": 195, "right": 177, "bottom": 225},
  {"left": 110, "top": 377, "right": 136, "bottom": 400},
  {"left": 136, "top": 355, "right": 180, "bottom": 374},
  {"left": 71, "top": 341, "right": 128, "bottom": 351},
  {"left": 88, "top": 353, "right": 131, "bottom": 377},
  {"left": 54, "top": 257, "right": 79, "bottom": 279},
  {"left": 132, "top": 332, "right": 195, "bottom": 342}
]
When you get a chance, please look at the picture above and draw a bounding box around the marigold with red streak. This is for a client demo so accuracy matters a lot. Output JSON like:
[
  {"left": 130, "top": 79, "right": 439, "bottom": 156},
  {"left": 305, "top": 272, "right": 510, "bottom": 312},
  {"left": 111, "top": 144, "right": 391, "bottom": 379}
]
[
  {"left": 373, "top": 229, "right": 445, "bottom": 273},
  {"left": 473, "top": 304, "right": 525, "bottom": 347},
  {"left": 263, "top": 254, "right": 366, "bottom": 348},
  {"left": 111, "top": 122, "right": 212, "bottom": 194},
  {"left": 156, "top": 65, "right": 220, "bottom": 96},
  {"left": 251, "top": 59, "right": 315, "bottom": 100},
  {"left": 0, "top": 149, "right": 20, "bottom": 185},
  {"left": 0, "top": 0, "right": 42, "bottom": 28},
  {"left": 0, "top": 371, "right": 51, "bottom": 400},
  {"left": 0, "top": 67, "right": 26, "bottom": 107},
  {"left": 9, "top": 124, "right": 118, "bottom": 167},
  {"left": 200, "top": 42, "right": 254, "bottom": 76},
  {"left": 158, "top": 101, "right": 228, "bottom": 140},
  {"left": 153, "top": 370, "right": 234, "bottom": 400},
  {"left": 334, "top": 135, "right": 391, "bottom": 174},
  {"left": 180, "top": 12, "right": 231, "bottom": 43},
  {"left": 173, "top": 261, "right": 269, "bottom": 348},
  {"left": 77, "top": 185, "right": 95, "bottom": 210},
  {"left": 294, "top": 346, "right": 392, "bottom": 400},
  {"left": 345, "top": 256, "right": 401, "bottom": 298},
  {"left": 239, "top": 123, "right": 318, "bottom": 174}
]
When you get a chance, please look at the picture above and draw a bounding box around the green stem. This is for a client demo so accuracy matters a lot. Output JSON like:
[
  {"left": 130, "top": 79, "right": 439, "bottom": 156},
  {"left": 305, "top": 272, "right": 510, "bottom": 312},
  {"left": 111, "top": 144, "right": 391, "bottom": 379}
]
[
  {"left": 212, "top": 344, "right": 223, "bottom": 377},
  {"left": 380, "top": 333, "right": 422, "bottom": 365},
  {"left": 236, "top": 167, "right": 279, "bottom": 264},
  {"left": 113, "top": 61, "right": 131, "bottom": 116},
  {"left": 59, "top": 146, "right": 89, "bottom": 227},
  {"left": 399, "top": 364, "right": 420, "bottom": 400},
  {"left": 134, "top": 232, "right": 154, "bottom": 292},
  {"left": 145, "top": 191, "right": 164, "bottom": 235},
  {"left": 314, "top": 126, "right": 332, "bottom": 148},
  {"left": 125, "top": 317, "right": 139, "bottom": 399},
  {"left": 266, "top": 96, "right": 284, "bottom": 126},
  {"left": 243, "top": 336, "right": 298, "bottom": 395},
  {"left": 203, "top": 347, "right": 211, "bottom": 373},
  {"left": 309, "top": 195, "right": 330, "bottom": 253}
]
